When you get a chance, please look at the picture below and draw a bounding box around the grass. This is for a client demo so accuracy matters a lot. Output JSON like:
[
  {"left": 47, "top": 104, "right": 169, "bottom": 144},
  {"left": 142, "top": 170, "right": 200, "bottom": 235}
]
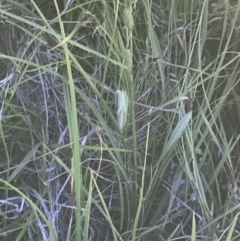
[{"left": 0, "top": 0, "right": 240, "bottom": 240}]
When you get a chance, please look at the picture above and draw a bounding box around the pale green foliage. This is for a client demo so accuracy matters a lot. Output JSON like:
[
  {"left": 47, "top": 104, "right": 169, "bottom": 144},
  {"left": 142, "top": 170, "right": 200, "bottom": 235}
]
[{"left": 0, "top": 0, "right": 240, "bottom": 240}]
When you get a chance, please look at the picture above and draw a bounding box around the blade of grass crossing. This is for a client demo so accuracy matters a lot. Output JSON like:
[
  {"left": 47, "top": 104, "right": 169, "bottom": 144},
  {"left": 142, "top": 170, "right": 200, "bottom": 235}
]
[
  {"left": 225, "top": 212, "right": 239, "bottom": 241},
  {"left": 0, "top": 9, "right": 127, "bottom": 69},
  {"left": 0, "top": 179, "right": 58, "bottom": 240},
  {"left": 161, "top": 111, "right": 192, "bottom": 159},
  {"left": 8, "top": 144, "right": 40, "bottom": 182},
  {"left": 142, "top": 0, "right": 166, "bottom": 102},
  {"left": 53, "top": 1, "right": 83, "bottom": 240},
  {"left": 83, "top": 173, "right": 93, "bottom": 241},
  {"left": 191, "top": 211, "right": 196, "bottom": 241},
  {"left": 91, "top": 171, "right": 121, "bottom": 241},
  {"left": 0, "top": 122, "right": 11, "bottom": 187},
  {"left": 152, "top": 30, "right": 166, "bottom": 101},
  {"left": 131, "top": 123, "right": 150, "bottom": 241}
]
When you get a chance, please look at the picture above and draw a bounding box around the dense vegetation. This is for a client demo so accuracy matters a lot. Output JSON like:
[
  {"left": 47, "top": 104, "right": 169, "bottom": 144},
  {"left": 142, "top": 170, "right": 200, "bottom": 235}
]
[{"left": 0, "top": 0, "right": 240, "bottom": 240}]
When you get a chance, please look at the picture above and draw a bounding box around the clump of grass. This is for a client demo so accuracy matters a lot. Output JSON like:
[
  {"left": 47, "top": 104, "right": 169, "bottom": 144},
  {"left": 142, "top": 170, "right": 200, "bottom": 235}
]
[{"left": 0, "top": 0, "right": 240, "bottom": 240}]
